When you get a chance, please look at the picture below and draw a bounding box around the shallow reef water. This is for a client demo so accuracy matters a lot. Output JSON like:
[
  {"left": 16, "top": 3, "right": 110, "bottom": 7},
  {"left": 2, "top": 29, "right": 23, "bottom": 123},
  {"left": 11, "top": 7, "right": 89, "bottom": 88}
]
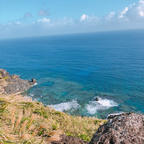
[{"left": 27, "top": 77, "right": 119, "bottom": 118}]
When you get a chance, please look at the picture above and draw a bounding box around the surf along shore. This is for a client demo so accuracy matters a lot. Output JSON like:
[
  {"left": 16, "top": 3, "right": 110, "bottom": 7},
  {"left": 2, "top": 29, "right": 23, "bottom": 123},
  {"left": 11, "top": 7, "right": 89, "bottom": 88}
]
[{"left": 0, "top": 69, "right": 105, "bottom": 144}]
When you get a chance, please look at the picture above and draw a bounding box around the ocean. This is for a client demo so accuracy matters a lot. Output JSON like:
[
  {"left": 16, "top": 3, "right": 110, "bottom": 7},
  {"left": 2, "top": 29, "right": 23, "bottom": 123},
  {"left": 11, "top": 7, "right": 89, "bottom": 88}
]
[{"left": 0, "top": 30, "right": 144, "bottom": 118}]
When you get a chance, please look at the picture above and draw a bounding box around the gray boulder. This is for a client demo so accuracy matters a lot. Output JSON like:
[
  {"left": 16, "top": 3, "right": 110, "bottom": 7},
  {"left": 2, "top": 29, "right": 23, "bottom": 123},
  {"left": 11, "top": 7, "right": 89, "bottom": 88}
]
[
  {"left": 89, "top": 113, "right": 144, "bottom": 144},
  {"left": 51, "top": 135, "right": 88, "bottom": 144}
]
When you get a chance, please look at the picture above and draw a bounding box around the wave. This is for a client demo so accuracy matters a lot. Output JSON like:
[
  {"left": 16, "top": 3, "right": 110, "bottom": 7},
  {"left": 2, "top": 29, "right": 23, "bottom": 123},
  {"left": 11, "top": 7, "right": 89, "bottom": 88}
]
[
  {"left": 49, "top": 100, "right": 80, "bottom": 112},
  {"left": 86, "top": 97, "right": 118, "bottom": 115},
  {"left": 49, "top": 97, "right": 118, "bottom": 115},
  {"left": 33, "top": 82, "right": 38, "bottom": 86}
]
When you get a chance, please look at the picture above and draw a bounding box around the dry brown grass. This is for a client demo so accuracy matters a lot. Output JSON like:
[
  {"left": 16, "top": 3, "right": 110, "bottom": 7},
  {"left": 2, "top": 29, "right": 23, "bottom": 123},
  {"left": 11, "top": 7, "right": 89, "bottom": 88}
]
[{"left": 0, "top": 94, "right": 106, "bottom": 144}]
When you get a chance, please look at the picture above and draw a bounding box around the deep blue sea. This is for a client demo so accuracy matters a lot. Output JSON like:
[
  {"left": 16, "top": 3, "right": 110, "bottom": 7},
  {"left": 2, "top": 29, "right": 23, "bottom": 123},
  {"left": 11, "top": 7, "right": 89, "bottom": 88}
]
[{"left": 0, "top": 30, "right": 144, "bottom": 118}]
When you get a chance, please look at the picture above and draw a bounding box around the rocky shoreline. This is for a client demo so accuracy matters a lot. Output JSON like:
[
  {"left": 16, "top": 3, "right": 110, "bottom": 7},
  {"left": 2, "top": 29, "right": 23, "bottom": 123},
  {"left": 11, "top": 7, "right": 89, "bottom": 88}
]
[
  {"left": 0, "top": 69, "right": 36, "bottom": 95},
  {"left": 0, "top": 69, "right": 144, "bottom": 144}
]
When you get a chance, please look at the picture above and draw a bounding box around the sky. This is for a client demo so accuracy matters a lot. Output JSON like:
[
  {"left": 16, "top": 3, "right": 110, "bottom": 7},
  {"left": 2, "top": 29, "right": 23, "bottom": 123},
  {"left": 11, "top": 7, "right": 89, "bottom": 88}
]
[{"left": 0, "top": 0, "right": 144, "bottom": 39}]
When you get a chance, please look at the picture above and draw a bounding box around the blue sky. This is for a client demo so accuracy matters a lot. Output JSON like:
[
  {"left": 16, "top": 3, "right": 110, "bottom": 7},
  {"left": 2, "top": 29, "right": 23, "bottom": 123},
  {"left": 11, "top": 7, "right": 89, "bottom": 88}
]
[
  {"left": 0, "top": 0, "right": 138, "bottom": 23},
  {"left": 1, "top": 0, "right": 144, "bottom": 38}
]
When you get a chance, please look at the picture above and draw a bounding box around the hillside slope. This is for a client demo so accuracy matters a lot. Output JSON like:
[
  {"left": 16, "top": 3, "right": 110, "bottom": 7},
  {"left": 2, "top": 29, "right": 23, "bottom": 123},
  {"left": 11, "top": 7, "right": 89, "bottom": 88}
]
[{"left": 0, "top": 69, "right": 105, "bottom": 144}]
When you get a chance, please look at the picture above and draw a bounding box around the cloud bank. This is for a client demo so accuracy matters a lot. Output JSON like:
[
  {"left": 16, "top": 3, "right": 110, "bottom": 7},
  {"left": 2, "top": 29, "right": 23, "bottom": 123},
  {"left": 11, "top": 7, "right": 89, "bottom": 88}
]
[{"left": 1, "top": 0, "right": 144, "bottom": 39}]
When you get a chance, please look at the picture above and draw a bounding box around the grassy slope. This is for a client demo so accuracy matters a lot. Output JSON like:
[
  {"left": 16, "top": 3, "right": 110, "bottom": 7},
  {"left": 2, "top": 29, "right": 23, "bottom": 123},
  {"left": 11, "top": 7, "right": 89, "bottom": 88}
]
[{"left": 0, "top": 94, "right": 106, "bottom": 144}]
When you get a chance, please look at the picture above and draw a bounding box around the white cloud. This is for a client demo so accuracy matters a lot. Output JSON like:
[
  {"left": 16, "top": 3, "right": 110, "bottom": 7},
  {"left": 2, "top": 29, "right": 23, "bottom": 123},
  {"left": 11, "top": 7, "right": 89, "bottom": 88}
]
[
  {"left": 118, "top": 0, "right": 144, "bottom": 20},
  {"left": 137, "top": 0, "right": 144, "bottom": 17},
  {"left": 106, "top": 11, "right": 116, "bottom": 20},
  {"left": 119, "top": 7, "right": 129, "bottom": 18},
  {"left": 37, "top": 17, "right": 51, "bottom": 23},
  {"left": 80, "top": 14, "right": 100, "bottom": 24},
  {"left": 80, "top": 14, "right": 88, "bottom": 22},
  {"left": 139, "top": 0, "right": 144, "bottom": 4},
  {"left": 139, "top": 10, "right": 144, "bottom": 16}
]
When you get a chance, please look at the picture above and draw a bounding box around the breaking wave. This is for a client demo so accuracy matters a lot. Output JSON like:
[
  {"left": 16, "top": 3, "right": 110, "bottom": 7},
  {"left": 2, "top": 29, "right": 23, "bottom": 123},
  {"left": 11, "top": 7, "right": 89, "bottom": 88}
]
[
  {"left": 49, "top": 100, "right": 80, "bottom": 112},
  {"left": 86, "top": 97, "right": 118, "bottom": 115}
]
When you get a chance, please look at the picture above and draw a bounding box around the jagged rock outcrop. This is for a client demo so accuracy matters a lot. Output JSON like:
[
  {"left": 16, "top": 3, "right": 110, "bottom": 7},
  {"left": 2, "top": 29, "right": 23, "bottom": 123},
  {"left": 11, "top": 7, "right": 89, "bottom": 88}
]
[
  {"left": 0, "top": 69, "right": 36, "bottom": 94},
  {"left": 89, "top": 113, "right": 144, "bottom": 144}
]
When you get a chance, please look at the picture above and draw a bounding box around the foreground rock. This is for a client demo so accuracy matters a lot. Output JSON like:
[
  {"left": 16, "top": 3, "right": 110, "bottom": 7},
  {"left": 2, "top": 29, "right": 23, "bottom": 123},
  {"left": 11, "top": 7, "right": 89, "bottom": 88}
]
[
  {"left": 0, "top": 69, "right": 36, "bottom": 94},
  {"left": 90, "top": 113, "right": 144, "bottom": 144},
  {"left": 51, "top": 135, "right": 88, "bottom": 144}
]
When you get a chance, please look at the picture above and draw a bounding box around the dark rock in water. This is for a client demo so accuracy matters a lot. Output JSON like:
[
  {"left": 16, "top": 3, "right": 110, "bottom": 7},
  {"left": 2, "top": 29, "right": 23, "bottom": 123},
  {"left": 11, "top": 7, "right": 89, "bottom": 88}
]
[
  {"left": 94, "top": 97, "right": 99, "bottom": 101},
  {"left": 0, "top": 69, "right": 37, "bottom": 94},
  {"left": 51, "top": 135, "right": 88, "bottom": 144},
  {"left": 29, "top": 78, "right": 37, "bottom": 85},
  {"left": 89, "top": 113, "right": 144, "bottom": 144}
]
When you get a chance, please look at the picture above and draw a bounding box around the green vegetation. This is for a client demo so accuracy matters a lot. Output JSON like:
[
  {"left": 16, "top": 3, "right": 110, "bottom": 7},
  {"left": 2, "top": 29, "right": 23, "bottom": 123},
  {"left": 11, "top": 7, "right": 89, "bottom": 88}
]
[{"left": 0, "top": 94, "right": 106, "bottom": 144}]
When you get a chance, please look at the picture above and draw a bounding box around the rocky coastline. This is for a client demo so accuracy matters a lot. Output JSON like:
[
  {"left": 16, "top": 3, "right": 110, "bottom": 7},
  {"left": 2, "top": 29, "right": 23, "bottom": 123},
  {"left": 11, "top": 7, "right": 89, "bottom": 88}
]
[
  {"left": 0, "top": 69, "right": 36, "bottom": 95},
  {"left": 0, "top": 69, "right": 144, "bottom": 144}
]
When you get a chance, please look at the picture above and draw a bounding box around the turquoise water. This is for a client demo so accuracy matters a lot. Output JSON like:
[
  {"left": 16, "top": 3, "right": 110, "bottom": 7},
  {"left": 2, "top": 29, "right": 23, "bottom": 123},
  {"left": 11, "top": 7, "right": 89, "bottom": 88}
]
[{"left": 0, "top": 30, "right": 144, "bottom": 118}]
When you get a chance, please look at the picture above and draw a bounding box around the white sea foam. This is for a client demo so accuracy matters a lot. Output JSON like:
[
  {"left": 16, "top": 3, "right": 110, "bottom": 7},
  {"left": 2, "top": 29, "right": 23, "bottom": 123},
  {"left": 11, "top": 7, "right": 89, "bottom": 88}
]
[
  {"left": 33, "top": 82, "right": 38, "bottom": 86},
  {"left": 49, "top": 100, "right": 80, "bottom": 112},
  {"left": 29, "top": 93, "right": 34, "bottom": 97},
  {"left": 86, "top": 97, "right": 118, "bottom": 115}
]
